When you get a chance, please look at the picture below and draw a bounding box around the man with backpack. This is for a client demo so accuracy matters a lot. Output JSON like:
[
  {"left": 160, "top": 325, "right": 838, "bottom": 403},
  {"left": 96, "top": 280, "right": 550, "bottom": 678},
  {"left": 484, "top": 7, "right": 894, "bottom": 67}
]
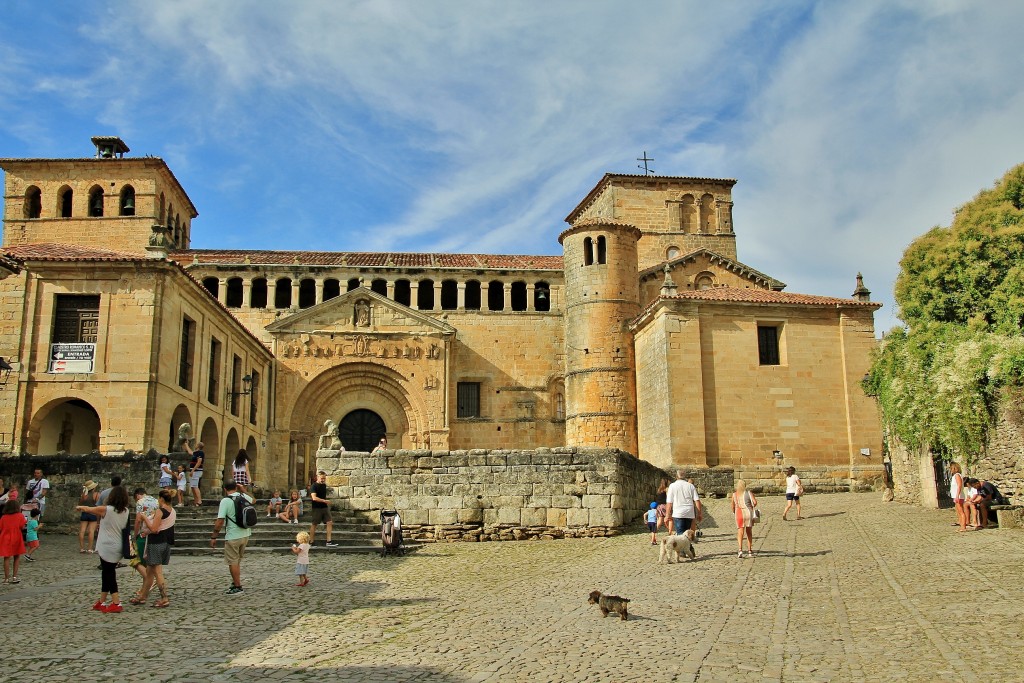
[{"left": 210, "top": 479, "right": 255, "bottom": 595}]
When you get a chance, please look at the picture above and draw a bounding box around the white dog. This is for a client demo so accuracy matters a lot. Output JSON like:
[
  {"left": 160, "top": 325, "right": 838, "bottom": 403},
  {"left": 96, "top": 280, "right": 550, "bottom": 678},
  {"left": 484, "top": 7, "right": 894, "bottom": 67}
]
[{"left": 659, "top": 534, "right": 697, "bottom": 563}]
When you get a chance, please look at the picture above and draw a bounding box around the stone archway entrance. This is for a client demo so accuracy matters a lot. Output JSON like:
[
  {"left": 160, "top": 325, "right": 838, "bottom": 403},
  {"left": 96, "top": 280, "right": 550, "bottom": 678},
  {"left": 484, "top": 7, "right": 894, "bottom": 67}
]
[{"left": 338, "top": 409, "right": 386, "bottom": 452}]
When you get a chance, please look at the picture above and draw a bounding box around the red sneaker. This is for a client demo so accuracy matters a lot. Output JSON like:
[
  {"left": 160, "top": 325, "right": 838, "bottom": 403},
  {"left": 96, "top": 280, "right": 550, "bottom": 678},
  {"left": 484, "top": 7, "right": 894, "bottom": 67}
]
[
  {"left": 92, "top": 600, "right": 106, "bottom": 611},
  {"left": 101, "top": 602, "right": 123, "bottom": 613}
]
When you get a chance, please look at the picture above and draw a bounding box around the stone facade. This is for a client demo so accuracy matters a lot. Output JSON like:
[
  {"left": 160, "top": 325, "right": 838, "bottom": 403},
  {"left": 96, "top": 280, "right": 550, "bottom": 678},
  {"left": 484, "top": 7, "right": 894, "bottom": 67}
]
[
  {"left": 317, "top": 446, "right": 670, "bottom": 541},
  {"left": 1, "top": 139, "right": 885, "bottom": 517}
]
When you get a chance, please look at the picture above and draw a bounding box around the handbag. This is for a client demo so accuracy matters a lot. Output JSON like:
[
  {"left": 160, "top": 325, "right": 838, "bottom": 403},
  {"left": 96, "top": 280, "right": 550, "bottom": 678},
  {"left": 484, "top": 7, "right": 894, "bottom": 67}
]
[
  {"left": 745, "top": 491, "right": 761, "bottom": 523},
  {"left": 796, "top": 481, "right": 805, "bottom": 496}
]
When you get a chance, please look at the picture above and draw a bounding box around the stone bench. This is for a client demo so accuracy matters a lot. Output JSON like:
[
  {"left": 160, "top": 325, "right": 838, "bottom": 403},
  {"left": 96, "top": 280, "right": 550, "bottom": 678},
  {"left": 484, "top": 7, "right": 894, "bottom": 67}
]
[{"left": 990, "top": 504, "right": 1024, "bottom": 529}]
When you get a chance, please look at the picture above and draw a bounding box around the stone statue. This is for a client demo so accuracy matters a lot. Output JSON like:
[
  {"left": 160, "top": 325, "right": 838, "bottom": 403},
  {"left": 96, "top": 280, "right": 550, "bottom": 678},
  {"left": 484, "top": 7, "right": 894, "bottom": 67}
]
[
  {"left": 356, "top": 300, "right": 370, "bottom": 327},
  {"left": 319, "top": 419, "right": 342, "bottom": 451},
  {"left": 173, "top": 422, "right": 194, "bottom": 452}
]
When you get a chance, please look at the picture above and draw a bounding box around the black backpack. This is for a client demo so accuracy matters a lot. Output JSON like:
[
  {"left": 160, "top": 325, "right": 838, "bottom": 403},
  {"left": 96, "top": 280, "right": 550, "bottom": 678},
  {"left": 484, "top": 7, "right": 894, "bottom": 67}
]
[{"left": 232, "top": 493, "right": 258, "bottom": 529}]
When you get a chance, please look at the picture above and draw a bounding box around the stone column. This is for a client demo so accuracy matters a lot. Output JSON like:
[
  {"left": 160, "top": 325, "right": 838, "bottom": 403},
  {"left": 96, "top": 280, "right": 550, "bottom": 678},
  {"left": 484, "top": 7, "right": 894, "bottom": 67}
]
[
  {"left": 290, "top": 279, "right": 300, "bottom": 309},
  {"left": 457, "top": 281, "right": 466, "bottom": 310},
  {"left": 502, "top": 281, "right": 511, "bottom": 311},
  {"left": 217, "top": 278, "right": 227, "bottom": 305},
  {"left": 526, "top": 283, "right": 535, "bottom": 312},
  {"left": 241, "top": 279, "right": 252, "bottom": 309},
  {"left": 433, "top": 282, "right": 442, "bottom": 311},
  {"left": 386, "top": 280, "right": 395, "bottom": 300},
  {"left": 315, "top": 279, "right": 324, "bottom": 305}
]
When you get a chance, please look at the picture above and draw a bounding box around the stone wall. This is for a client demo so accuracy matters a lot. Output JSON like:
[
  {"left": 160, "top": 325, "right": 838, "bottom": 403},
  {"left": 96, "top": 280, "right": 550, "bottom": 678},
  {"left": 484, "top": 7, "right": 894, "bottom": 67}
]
[
  {"left": 0, "top": 452, "right": 169, "bottom": 531},
  {"left": 317, "top": 447, "right": 673, "bottom": 542}
]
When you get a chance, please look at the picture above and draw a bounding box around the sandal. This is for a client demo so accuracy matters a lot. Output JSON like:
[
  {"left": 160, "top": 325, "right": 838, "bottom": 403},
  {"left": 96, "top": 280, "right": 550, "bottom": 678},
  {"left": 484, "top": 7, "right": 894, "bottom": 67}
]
[
  {"left": 129, "top": 596, "right": 146, "bottom": 605},
  {"left": 152, "top": 599, "right": 170, "bottom": 608}
]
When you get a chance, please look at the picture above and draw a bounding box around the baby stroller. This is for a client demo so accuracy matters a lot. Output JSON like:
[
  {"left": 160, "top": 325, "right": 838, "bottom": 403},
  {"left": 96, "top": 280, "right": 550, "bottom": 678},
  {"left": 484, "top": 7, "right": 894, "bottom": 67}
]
[{"left": 380, "top": 509, "right": 404, "bottom": 557}]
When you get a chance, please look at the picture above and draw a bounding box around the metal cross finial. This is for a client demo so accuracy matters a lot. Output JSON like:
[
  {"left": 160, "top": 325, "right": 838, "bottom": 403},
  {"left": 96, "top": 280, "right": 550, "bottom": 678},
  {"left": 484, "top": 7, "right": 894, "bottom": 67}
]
[{"left": 637, "top": 151, "right": 654, "bottom": 176}]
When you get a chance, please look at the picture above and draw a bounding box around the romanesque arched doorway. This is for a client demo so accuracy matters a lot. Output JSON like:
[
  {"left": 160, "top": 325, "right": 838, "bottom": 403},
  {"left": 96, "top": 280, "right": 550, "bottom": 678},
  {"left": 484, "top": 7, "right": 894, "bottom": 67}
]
[{"left": 338, "top": 409, "right": 386, "bottom": 452}]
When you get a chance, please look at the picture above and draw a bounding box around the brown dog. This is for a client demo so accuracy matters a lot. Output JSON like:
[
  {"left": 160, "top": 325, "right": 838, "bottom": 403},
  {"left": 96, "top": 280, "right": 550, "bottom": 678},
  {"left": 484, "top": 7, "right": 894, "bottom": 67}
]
[{"left": 588, "top": 590, "right": 629, "bottom": 620}]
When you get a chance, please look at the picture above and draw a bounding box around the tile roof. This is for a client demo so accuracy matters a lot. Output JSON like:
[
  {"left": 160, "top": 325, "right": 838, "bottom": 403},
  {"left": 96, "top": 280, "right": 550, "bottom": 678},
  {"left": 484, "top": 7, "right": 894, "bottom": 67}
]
[
  {"left": 1, "top": 243, "right": 269, "bottom": 352},
  {"left": 170, "top": 249, "right": 564, "bottom": 270},
  {"left": 3, "top": 243, "right": 145, "bottom": 262},
  {"left": 664, "top": 287, "right": 880, "bottom": 308}
]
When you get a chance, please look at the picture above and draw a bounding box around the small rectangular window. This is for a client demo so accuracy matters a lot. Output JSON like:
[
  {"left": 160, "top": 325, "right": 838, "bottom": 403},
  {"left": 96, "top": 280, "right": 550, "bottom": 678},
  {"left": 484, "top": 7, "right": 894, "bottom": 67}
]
[
  {"left": 457, "top": 382, "right": 481, "bottom": 418},
  {"left": 757, "top": 325, "right": 780, "bottom": 366},
  {"left": 179, "top": 317, "right": 196, "bottom": 390},
  {"left": 249, "top": 370, "right": 259, "bottom": 425}
]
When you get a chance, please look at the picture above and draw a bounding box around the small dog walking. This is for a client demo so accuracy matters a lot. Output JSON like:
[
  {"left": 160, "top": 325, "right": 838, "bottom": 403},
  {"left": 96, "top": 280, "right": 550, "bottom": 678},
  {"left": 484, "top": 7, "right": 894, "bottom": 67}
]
[
  {"left": 659, "top": 534, "right": 697, "bottom": 563},
  {"left": 588, "top": 590, "right": 629, "bottom": 620}
]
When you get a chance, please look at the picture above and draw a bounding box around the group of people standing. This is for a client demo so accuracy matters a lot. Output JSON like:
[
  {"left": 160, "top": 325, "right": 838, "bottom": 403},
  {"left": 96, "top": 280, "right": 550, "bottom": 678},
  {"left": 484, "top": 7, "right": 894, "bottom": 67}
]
[
  {"left": 0, "top": 470, "right": 50, "bottom": 583},
  {"left": 948, "top": 463, "right": 1003, "bottom": 531},
  {"left": 650, "top": 467, "right": 806, "bottom": 559}
]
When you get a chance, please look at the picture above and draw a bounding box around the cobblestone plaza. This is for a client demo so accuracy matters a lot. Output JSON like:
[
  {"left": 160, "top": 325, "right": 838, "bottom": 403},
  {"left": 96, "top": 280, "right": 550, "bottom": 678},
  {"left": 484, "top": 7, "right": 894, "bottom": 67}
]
[{"left": 2, "top": 493, "right": 1018, "bottom": 682}]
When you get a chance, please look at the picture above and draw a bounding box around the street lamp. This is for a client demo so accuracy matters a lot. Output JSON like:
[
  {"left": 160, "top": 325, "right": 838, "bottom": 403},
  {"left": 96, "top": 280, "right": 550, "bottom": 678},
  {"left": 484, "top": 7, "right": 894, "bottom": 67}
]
[
  {"left": 0, "top": 357, "right": 13, "bottom": 387},
  {"left": 229, "top": 374, "right": 253, "bottom": 398}
]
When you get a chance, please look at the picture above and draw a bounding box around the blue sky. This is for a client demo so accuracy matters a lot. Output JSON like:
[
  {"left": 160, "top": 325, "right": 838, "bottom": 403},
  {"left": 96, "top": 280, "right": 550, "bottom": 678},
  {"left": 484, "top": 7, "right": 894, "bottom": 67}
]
[{"left": 2, "top": 1, "right": 1023, "bottom": 333}]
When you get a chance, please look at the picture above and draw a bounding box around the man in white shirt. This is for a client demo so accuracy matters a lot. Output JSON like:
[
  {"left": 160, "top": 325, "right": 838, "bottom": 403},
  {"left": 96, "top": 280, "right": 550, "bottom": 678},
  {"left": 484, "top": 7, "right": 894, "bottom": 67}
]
[
  {"left": 664, "top": 469, "right": 702, "bottom": 540},
  {"left": 25, "top": 469, "right": 50, "bottom": 518}
]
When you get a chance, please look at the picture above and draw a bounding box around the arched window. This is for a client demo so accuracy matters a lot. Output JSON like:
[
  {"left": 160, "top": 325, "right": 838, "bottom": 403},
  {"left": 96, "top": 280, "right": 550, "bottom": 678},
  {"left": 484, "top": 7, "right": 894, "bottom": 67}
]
[
  {"left": 534, "top": 281, "right": 551, "bottom": 312},
  {"left": 202, "top": 277, "right": 219, "bottom": 298},
  {"left": 666, "top": 246, "right": 680, "bottom": 260},
  {"left": 700, "top": 194, "right": 716, "bottom": 232},
  {"left": 347, "top": 277, "right": 360, "bottom": 292},
  {"left": 555, "top": 392, "right": 565, "bottom": 420},
  {"left": 58, "top": 186, "right": 73, "bottom": 218},
  {"left": 250, "top": 278, "right": 268, "bottom": 308},
  {"left": 394, "top": 279, "right": 411, "bottom": 306},
  {"left": 596, "top": 235, "right": 607, "bottom": 264},
  {"left": 487, "top": 281, "right": 504, "bottom": 311},
  {"left": 679, "top": 194, "right": 695, "bottom": 232},
  {"left": 583, "top": 237, "right": 594, "bottom": 266},
  {"left": 119, "top": 185, "right": 136, "bottom": 216},
  {"left": 88, "top": 186, "right": 104, "bottom": 217},
  {"left": 324, "top": 279, "right": 341, "bottom": 301},
  {"left": 298, "top": 279, "right": 316, "bottom": 308},
  {"left": 695, "top": 272, "right": 715, "bottom": 290},
  {"left": 225, "top": 278, "right": 243, "bottom": 308},
  {"left": 440, "top": 280, "right": 458, "bottom": 310},
  {"left": 371, "top": 279, "right": 387, "bottom": 296},
  {"left": 275, "top": 278, "right": 292, "bottom": 308},
  {"left": 24, "top": 186, "right": 41, "bottom": 219},
  {"left": 417, "top": 279, "right": 435, "bottom": 310},
  {"left": 465, "top": 280, "right": 481, "bottom": 310},
  {"left": 167, "top": 204, "right": 174, "bottom": 228},
  {"left": 510, "top": 281, "right": 527, "bottom": 311}
]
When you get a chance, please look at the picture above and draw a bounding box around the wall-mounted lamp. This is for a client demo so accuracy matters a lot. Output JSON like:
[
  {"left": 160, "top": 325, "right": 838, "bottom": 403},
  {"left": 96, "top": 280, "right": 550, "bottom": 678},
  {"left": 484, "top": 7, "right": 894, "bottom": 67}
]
[
  {"left": 860, "top": 448, "right": 871, "bottom": 457},
  {"left": 229, "top": 374, "right": 253, "bottom": 398},
  {"left": 0, "top": 357, "right": 13, "bottom": 386},
  {"left": 772, "top": 449, "right": 783, "bottom": 461}
]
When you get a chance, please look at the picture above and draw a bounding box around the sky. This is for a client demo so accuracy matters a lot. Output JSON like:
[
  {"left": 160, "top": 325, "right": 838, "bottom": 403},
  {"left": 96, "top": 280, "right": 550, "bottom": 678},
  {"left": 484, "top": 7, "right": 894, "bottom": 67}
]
[{"left": 1, "top": 1, "right": 1023, "bottom": 333}]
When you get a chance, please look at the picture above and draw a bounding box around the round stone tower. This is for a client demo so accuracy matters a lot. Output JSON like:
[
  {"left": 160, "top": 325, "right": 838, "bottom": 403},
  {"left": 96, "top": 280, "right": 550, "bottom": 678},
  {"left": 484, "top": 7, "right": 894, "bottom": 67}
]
[{"left": 558, "top": 217, "right": 641, "bottom": 455}]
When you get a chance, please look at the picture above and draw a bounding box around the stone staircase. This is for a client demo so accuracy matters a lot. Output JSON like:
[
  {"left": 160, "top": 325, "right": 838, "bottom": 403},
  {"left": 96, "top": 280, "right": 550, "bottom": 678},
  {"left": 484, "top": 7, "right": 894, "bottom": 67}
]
[{"left": 164, "top": 499, "right": 413, "bottom": 556}]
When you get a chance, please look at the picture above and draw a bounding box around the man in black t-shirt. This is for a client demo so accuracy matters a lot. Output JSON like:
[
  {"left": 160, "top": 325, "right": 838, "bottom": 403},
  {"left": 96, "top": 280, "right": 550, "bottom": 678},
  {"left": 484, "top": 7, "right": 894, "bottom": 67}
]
[
  {"left": 184, "top": 441, "right": 205, "bottom": 506},
  {"left": 309, "top": 471, "right": 336, "bottom": 547},
  {"left": 972, "top": 478, "right": 999, "bottom": 528}
]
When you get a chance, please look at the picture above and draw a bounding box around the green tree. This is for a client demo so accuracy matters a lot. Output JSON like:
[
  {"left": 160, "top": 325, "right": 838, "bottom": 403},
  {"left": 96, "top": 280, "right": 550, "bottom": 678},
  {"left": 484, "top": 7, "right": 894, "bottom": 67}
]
[{"left": 868, "top": 163, "right": 1024, "bottom": 462}]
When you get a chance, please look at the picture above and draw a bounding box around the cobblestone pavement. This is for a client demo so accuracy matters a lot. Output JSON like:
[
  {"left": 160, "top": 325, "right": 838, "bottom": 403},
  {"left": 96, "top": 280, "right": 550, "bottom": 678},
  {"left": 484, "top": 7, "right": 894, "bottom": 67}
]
[{"left": 2, "top": 493, "right": 1020, "bottom": 682}]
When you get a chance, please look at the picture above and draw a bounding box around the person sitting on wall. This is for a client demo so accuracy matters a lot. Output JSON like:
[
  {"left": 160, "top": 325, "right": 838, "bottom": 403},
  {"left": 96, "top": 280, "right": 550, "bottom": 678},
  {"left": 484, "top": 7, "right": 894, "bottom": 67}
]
[{"left": 967, "top": 478, "right": 999, "bottom": 529}]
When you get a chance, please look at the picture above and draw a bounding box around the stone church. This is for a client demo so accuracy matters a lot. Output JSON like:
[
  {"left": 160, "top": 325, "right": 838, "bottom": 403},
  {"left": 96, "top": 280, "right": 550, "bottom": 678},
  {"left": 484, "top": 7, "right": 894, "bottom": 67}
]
[{"left": 0, "top": 137, "right": 884, "bottom": 495}]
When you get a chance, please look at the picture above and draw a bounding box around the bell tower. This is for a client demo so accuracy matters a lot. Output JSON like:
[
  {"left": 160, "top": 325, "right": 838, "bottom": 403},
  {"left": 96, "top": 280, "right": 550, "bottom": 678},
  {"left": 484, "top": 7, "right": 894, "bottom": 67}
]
[
  {"left": 559, "top": 217, "right": 641, "bottom": 455},
  {"left": 0, "top": 136, "right": 197, "bottom": 255}
]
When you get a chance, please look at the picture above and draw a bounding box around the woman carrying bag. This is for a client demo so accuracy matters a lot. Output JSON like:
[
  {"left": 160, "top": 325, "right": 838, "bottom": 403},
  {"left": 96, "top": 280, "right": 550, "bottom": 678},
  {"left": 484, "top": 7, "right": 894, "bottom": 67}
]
[{"left": 731, "top": 479, "right": 759, "bottom": 559}]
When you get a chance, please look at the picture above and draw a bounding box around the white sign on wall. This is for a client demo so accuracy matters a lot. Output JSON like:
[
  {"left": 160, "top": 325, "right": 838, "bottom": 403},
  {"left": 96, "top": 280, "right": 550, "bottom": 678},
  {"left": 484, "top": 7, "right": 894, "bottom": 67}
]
[{"left": 49, "top": 343, "right": 96, "bottom": 374}]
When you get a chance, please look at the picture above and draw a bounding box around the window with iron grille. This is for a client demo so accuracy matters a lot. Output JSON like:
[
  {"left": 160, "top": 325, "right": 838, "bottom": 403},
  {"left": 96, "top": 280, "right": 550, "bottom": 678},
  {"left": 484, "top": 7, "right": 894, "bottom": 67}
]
[
  {"left": 179, "top": 317, "right": 196, "bottom": 390},
  {"left": 757, "top": 325, "right": 780, "bottom": 366},
  {"left": 53, "top": 295, "right": 100, "bottom": 343},
  {"left": 457, "top": 382, "right": 481, "bottom": 418}
]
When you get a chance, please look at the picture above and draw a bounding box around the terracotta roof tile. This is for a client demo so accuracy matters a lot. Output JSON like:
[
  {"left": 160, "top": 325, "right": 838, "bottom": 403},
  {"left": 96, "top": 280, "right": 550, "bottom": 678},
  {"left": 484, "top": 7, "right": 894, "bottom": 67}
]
[
  {"left": 170, "top": 250, "right": 564, "bottom": 270},
  {"left": 665, "top": 287, "right": 880, "bottom": 308},
  {"left": 4, "top": 243, "right": 144, "bottom": 262}
]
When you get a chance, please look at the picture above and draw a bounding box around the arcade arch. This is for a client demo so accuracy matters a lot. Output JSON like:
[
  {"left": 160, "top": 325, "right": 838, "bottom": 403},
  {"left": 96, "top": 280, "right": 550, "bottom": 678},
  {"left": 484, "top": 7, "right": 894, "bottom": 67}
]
[
  {"left": 199, "top": 418, "right": 221, "bottom": 488},
  {"left": 28, "top": 397, "right": 101, "bottom": 454}
]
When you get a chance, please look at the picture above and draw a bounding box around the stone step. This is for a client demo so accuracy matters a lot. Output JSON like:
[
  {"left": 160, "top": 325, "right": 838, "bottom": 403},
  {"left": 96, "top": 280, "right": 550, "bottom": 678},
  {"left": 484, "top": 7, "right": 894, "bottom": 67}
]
[{"left": 169, "top": 544, "right": 411, "bottom": 556}]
